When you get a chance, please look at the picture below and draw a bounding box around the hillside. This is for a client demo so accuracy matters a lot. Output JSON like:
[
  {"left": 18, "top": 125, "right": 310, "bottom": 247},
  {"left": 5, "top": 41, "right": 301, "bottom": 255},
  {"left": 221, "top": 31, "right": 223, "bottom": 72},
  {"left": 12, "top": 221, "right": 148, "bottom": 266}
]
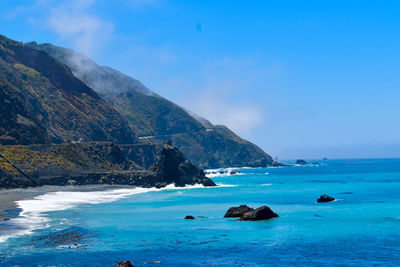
[
  {"left": 0, "top": 142, "right": 215, "bottom": 189},
  {"left": 27, "top": 42, "right": 274, "bottom": 168},
  {"left": 0, "top": 35, "right": 136, "bottom": 146}
]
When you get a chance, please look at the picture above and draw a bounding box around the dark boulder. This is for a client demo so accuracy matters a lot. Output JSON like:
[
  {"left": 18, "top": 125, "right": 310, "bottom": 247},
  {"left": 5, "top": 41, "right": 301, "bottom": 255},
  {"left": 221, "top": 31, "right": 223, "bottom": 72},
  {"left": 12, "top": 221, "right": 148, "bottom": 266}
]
[
  {"left": 296, "top": 159, "right": 308, "bottom": 165},
  {"left": 115, "top": 261, "right": 134, "bottom": 267},
  {"left": 224, "top": 205, "right": 254, "bottom": 218},
  {"left": 185, "top": 215, "right": 195, "bottom": 219},
  {"left": 149, "top": 142, "right": 216, "bottom": 187},
  {"left": 230, "top": 170, "right": 240, "bottom": 175},
  {"left": 239, "top": 206, "right": 278, "bottom": 221},
  {"left": 271, "top": 161, "right": 288, "bottom": 167},
  {"left": 317, "top": 194, "right": 335, "bottom": 203}
]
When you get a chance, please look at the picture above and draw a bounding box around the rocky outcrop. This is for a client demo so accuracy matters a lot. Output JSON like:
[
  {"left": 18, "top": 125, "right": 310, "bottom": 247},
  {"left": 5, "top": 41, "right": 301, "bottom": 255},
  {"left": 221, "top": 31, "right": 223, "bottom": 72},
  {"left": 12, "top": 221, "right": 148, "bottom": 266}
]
[
  {"left": 296, "top": 159, "right": 308, "bottom": 165},
  {"left": 149, "top": 142, "right": 216, "bottom": 187},
  {"left": 271, "top": 161, "right": 289, "bottom": 167},
  {"left": 0, "top": 142, "right": 216, "bottom": 189},
  {"left": 115, "top": 261, "right": 134, "bottom": 267},
  {"left": 238, "top": 206, "right": 279, "bottom": 221},
  {"left": 224, "top": 205, "right": 254, "bottom": 218},
  {"left": 184, "top": 215, "right": 195, "bottom": 219},
  {"left": 317, "top": 194, "right": 335, "bottom": 203}
]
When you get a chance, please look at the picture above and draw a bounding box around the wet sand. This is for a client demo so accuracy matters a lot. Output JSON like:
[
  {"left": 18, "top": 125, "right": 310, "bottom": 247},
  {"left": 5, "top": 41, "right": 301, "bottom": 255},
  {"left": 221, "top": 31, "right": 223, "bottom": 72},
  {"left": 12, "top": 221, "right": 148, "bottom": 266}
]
[{"left": 0, "top": 185, "right": 136, "bottom": 225}]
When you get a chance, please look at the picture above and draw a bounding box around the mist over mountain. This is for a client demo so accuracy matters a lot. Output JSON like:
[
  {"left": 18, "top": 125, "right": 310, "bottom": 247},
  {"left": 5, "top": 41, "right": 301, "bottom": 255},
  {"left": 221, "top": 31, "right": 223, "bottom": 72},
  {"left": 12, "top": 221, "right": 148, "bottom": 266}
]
[{"left": 27, "top": 42, "right": 273, "bottom": 168}]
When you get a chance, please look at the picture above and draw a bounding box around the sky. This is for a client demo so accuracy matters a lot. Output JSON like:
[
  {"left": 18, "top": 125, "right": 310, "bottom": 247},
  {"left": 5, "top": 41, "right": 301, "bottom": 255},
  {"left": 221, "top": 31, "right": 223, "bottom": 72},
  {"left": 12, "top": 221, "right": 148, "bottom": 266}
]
[{"left": 1, "top": 0, "right": 400, "bottom": 159}]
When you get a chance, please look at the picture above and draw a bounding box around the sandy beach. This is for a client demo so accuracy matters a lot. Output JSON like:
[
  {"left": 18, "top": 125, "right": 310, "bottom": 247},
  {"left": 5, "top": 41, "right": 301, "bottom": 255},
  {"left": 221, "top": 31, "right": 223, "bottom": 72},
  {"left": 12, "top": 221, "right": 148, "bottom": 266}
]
[{"left": 0, "top": 185, "right": 137, "bottom": 226}]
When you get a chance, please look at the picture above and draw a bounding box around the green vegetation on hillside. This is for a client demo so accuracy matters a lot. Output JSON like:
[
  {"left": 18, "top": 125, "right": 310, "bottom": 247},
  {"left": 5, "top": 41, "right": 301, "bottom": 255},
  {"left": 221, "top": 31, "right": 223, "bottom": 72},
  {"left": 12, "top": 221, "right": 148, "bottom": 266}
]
[
  {"left": 28, "top": 42, "right": 273, "bottom": 168},
  {"left": 0, "top": 142, "right": 138, "bottom": 178},
  {"left": 0, "top": 34, "right": 136, "bottom": 146}
]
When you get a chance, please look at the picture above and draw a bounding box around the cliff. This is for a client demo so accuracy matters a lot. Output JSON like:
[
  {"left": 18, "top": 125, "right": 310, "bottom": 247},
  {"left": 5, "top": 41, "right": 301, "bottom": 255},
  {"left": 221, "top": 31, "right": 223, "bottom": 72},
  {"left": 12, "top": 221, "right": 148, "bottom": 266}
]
[
  {"left": 0, "top": 142, "right": 215, "bottom": 189},
  {"left": 0, "top": 35, "right": 136, "bottom": 146},
  {"left": 26, "top": 42, "right": 273, "bottom": 168}
]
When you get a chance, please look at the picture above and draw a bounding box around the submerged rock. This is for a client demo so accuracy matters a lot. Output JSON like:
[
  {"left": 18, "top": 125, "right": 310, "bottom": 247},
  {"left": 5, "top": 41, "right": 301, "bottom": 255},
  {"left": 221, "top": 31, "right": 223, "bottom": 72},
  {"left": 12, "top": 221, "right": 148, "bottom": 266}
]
[
  {"left": 224, "top": 205, "right": 254, "bottom": 218},
  {"left": 230, "top": 170, "right": 240, "bottom": 175},
  {"left": 317, "top": 194, "right": 335, "bottom": 203},
  {"left": 35, "top": 226, "right": 86, "bottom": 246},
  {"left": 115, "top": 261, "right": 135, "bottom": 267},
  {"left": 238, "top": 206, "right": 279, "bottom": 221},
  {"left": 185, "top": 215, "right": 195, "bottom": 219}
]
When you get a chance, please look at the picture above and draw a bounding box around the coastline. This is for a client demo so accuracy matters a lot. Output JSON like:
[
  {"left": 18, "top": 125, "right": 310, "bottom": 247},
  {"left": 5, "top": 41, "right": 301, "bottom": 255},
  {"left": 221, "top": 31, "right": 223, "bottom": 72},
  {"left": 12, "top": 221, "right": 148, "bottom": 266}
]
[
  {"left": 0, "top": 184, "right": 137, "bottom": 221},
  {"left": 0, "top": 183, "right": 222, "bottom": 243},
  {"left": 0, "top": 185, "right": 139, "bottom": 240},
  {"left": 0, "top": 165, "right": 264, "bottom": 231}
]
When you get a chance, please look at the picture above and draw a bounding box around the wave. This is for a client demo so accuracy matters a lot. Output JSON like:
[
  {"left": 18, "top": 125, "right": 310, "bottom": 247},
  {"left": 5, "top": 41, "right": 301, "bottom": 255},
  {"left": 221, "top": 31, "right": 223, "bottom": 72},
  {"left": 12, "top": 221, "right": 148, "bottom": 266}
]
[
  {"left": 204, "top": 167, "right": 270, "bottom": 178},
  {"left": 205, "top": 173, "right": 245, "bottom": 178},
  {"left": 0, "top": 183, "right": 214, "bottom": 243},
  {"left": 216, "top": 183, "right": 238, "bottom": 187}
]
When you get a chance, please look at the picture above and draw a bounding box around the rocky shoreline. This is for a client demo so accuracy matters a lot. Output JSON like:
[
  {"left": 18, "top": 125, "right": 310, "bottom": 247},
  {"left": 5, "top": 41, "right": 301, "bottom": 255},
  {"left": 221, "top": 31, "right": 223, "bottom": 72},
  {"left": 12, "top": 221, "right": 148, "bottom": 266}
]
[{"left": 0, "top": 142, "right": 216, "bottom": 190}]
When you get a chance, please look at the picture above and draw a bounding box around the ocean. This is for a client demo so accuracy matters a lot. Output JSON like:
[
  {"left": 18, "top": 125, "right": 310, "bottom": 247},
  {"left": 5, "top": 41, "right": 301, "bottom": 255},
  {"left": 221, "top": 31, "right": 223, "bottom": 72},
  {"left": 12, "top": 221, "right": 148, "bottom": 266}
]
[{"left": 1, "top": 158, "right": 400, "bottom": 266}]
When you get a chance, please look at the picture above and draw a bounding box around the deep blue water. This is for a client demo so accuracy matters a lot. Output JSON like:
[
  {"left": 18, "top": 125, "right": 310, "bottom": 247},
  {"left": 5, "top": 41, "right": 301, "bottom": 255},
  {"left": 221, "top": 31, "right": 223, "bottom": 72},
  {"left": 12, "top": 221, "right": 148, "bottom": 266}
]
[{"left": 1, "top": 159, "right": 400, "bottom": 266}]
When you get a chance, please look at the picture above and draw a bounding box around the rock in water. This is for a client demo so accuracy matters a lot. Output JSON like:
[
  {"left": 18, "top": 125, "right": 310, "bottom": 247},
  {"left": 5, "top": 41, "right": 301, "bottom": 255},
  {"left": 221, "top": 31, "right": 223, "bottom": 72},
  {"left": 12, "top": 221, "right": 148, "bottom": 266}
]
[
  {"left": 149, "top": 142, "right": 216, "bottom": 187},
  {"left": 317, "top": 194, "right": 335, "bottom": 203},
  {"left": 239, "top": 206, "right": 279, "bottom": 221},
  {"left": 185, "top": 215, "right": 195, "bottom": 219},
  {"left": 115, "top": 261, "right": 134, "bottom": 267},
  {"left": 224, "top": 205, "right": 254, "bottom": 218},
  {"left": 271, "top": 161, "right": 288, "bottom": 167},
  {"left": 296, "top": 159, "right": 308, "bottom": 165}
]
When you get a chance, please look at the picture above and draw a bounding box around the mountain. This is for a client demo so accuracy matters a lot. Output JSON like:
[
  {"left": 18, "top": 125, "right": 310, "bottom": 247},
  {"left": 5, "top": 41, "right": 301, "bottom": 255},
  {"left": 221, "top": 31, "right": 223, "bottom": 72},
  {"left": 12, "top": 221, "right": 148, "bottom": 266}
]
[
  {"left": 27, "top": 42, "right": 274, "bottom": 168},
  {"left": 0, "top": 142, "right": 215, "bottom": 189},
  {"left": 25, "top": 42, "right": 207, "bottom": 137},
  {"left": 0, "top": 35, "right": 136, "bottom": 146}
]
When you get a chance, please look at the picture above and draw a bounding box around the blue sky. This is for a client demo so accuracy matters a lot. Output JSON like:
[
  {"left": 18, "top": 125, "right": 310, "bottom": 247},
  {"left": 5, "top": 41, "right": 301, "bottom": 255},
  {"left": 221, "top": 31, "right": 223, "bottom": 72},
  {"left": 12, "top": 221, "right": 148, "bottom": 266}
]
[{"left": 1, "top": 0, "right": 400, "bottom": 159}]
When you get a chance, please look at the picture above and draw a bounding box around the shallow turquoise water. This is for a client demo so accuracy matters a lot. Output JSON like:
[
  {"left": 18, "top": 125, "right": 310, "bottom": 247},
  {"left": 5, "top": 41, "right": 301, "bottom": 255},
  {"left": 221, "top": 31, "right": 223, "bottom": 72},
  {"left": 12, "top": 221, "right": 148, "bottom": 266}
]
[{"left": 1, "top": 159, "right": 400, "bottom": 266}]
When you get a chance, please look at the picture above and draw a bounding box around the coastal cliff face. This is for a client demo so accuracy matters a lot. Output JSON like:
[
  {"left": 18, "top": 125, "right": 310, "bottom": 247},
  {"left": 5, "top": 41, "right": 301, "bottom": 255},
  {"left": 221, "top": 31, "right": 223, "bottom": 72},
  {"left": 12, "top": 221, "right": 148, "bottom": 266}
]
[
  {"left": 149, "top": 142, "right": 216, "bottom": 187},
  {"left": 0, "top": 32, "right": 274, "bottom": 193},
  {"left": 0, "top": 35, "right": 136, "bottom": 146},
  {"left": 0, "top": 142, "right": 215, "bottom": 189},
  {"left": 25, "top": 42, "right": 273, "bottom": 168}
]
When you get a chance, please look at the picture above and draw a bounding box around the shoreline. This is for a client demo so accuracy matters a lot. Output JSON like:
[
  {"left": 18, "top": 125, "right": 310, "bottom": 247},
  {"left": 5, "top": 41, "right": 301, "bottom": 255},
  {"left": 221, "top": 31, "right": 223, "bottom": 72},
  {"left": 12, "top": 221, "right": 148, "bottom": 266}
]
[
  {"left": 0, "top": 184, "right": 137, "bottom": 232},
  {"left": 0, "top": 183, "right": 223, "bottom": 243},
  {"left": 0, "top": 165, "right": 263, "bottom": 230}
]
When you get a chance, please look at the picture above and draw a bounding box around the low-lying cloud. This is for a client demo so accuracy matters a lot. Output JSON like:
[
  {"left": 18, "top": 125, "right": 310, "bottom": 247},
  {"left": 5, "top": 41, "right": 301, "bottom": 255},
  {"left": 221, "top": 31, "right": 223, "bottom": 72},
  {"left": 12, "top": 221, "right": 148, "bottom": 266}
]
[
  {"left": 190, "top": 96, "right": 264, "bottom": 136},
  {"left": 171, "top": 57, "right": 277, "bottom": 138},
  {"left": 46, "top": 0, "right": 113, "bottom": 55}
]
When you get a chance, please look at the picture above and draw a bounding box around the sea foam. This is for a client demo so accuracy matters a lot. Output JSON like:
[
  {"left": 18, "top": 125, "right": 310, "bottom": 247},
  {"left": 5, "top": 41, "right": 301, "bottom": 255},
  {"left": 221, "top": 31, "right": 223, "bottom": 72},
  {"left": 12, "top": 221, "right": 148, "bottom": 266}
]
[
  {"left": 204, "top": 167, "right": 269, "bottom": 178},
  {"left": 0, "top": 183, "right": 222, "bottom": 243}
]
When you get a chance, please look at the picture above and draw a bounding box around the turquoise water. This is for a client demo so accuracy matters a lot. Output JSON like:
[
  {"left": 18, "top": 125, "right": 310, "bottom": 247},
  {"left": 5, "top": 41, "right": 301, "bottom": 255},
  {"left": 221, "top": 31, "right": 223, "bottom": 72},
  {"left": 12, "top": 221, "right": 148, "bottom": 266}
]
[{"left": 1, "top": 159, "right": 400, "bottom": 266}]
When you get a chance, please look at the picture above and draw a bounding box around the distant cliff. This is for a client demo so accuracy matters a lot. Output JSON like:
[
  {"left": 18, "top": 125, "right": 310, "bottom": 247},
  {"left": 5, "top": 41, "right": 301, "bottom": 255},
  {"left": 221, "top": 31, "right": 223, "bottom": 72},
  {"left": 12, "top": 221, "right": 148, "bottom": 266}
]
[{"left": 27, "top": 42, "right": 273, "bottom": 168}]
